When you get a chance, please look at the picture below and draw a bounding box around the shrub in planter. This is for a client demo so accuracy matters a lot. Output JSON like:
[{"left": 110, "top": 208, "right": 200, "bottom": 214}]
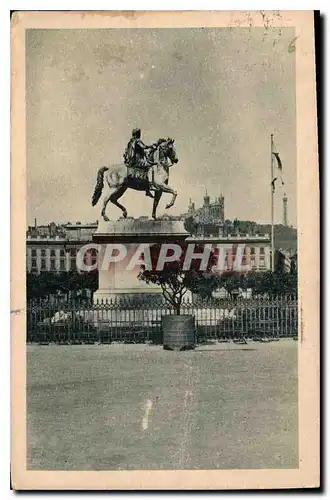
[{"left": 138, "top": 242, "right": 219, "bottom": 350}]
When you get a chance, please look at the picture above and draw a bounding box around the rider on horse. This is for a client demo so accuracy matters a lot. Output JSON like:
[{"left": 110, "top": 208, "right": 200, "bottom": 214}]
[
  {"left": 124, "top": 128, "right": 158, "bottom": 198},
  {"left": 92, "top": 134, "right": 178, "bottom": 221}
]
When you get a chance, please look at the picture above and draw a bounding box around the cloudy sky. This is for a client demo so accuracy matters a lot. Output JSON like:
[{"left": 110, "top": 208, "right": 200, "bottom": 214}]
[{"left": 26, "top": 27, "right": 296, "bottom": 226}]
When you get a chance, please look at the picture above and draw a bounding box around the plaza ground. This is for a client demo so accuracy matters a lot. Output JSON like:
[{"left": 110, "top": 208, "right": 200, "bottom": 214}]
[{"left": 27, "top": 340, "right": 298, "bottom": 470}]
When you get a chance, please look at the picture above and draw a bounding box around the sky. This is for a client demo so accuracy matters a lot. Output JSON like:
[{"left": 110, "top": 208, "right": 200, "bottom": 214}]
[{"left": 26, "top": 27, "right": 296, "bottom": 226}]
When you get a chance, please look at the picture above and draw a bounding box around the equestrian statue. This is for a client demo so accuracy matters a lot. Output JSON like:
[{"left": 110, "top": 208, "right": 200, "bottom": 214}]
[{"left": 91, "top": 128, "right": 178, "bottom": 221}]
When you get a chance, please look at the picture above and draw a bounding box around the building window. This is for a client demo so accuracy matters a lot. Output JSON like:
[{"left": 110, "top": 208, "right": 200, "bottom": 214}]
[
  {"left": 70, "top": 248, "right": 77, "bottom": 271},
  {"left": 50, "top": 249, "right": 56, "bottom": 257},
  {"left": 60, "top": 259, "right": 66, "bottom": 271},
  {"left": 31, "top": 258, "right": 37, "bottom": 269},
  {"left": 41, "top": 259, "right": 46, "bottom": 270},
  {"left": 50, "top": 260, "right": 56, "bottom": 271},
  {"left": 60, "top": 249, "right": 65, "bottom": 258},
  {"left": 250, "top": 247, "right": 255, "bottom": 255},
  {"left": 31, "top": 249, "right": 37, "bottom": 257},
  {"left": 242, "top": 250, "right": 249, "bottom": 265},
  {"left": 260, "top": 247, "right": 265, "bottom": 255},
  {"left": 259, "top": 256, "right": 266, "bottom": 267},
  {"left": 41, "top": 249, "right": 46, "bottom": 257},
  {"left": 84, "top": 251, "right": 92, "bottom": 266},
  {"left": 90, "top": 248, "right": 98, "bottom": 266}
]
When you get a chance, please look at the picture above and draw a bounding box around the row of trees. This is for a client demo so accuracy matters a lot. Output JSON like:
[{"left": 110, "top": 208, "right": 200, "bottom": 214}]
[
  {"left": 138, "top": 243, "right": 297, "bottom": 313},
  {"left": 27, "top": 265, "right": 297, "bottom": 307},
  {"left": 140, "top": 267, "right": 297, "bottom": 310},
  {"left": 27, "top": 271, "right": 98, "bottom": 299},
  {"left": 212, "top": 270, "right": 298, "bottom": 298}
]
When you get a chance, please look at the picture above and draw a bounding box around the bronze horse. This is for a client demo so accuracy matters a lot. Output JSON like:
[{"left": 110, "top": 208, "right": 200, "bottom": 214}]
[{"left": 92, "top": 138, "right": 178, "bottom": 221}]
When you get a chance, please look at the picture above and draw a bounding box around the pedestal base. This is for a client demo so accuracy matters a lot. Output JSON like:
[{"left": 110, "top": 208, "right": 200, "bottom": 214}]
[{"left": 92, "top": 218, "right": 189, "bottom": 304}]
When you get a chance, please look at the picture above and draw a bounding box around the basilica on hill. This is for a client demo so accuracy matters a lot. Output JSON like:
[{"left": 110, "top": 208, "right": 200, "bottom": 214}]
[{"left": 186, "top": 191, "right": 225, "bottom": 236}]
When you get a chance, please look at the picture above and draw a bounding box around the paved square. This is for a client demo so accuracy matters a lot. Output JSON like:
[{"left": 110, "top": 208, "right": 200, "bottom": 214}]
[{"left": 27, "top": 340, "right": 298, "bottom": 470}]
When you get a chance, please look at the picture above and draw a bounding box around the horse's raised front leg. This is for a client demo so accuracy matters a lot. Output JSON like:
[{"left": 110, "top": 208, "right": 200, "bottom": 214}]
[
  {"left": 152, "top": 191, "right": 162, "bottom": 220},
  {"left": 154, "top": 183, "right": 177, "bottom": 210}
]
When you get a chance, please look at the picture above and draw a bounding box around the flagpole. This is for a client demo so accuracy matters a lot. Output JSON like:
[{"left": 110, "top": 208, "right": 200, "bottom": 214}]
[{"left": 271, "top": 134, "right": 275, "bottom": 272}]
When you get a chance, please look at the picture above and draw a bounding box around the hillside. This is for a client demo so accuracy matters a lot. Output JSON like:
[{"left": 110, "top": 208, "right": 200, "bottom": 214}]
[{"left": 184, "top": 216, "right": 297, "bottom": 252}]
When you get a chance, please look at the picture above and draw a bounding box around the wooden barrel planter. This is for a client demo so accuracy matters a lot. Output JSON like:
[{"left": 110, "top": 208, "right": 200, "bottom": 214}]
[{"left": 162, "top": 314, "right": 195, "bottom": 351}]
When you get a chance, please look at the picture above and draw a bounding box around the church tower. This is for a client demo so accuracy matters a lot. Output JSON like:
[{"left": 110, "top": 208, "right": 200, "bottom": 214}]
[
  {"left": 203, "top": 189, "right": 210, "bottom": 207},
  {"left": 188, "top": 198, "right": 195, "bottom": 214}
]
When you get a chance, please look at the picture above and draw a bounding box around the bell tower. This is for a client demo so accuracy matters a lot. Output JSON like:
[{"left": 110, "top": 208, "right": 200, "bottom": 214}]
[
  {"left": 188, "top": 198, "right": 195, "bottom": 213},
  {"left": 203, "top": 189, "right": 210, "bottom": 207}
]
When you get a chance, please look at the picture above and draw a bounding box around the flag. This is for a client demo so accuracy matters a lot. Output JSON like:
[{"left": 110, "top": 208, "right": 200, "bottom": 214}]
[
  {"left": 271, "top": 143, "right": 284, "bottom": 192},
  {"left": 272, "top": 152, "right": 282, "bottom": 171}
]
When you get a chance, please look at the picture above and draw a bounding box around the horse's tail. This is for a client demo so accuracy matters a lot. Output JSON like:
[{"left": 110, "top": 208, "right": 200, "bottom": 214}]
[{"left": 91, "top": 167, "right": 108, "bottom": 206}]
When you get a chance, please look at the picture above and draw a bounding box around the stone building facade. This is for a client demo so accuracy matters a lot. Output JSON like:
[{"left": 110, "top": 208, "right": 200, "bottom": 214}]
[{"left": 26, "top": 222, "right": 98, "bottom": 274}]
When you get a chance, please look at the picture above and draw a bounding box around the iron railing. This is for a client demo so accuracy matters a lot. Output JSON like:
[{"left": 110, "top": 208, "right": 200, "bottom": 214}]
[{"left": 27, "top": 296, "right": 298, "bottom": 344}]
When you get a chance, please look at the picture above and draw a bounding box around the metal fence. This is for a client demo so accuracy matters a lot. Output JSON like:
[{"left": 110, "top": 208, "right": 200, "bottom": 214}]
[{"left": 27, "top": 295, "right": 298, "bottom": 344}]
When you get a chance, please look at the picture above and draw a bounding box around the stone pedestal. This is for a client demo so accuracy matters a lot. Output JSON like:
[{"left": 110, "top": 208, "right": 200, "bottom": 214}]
[{"left": 92, "top": 218, "right": 189, "bottom": 303}]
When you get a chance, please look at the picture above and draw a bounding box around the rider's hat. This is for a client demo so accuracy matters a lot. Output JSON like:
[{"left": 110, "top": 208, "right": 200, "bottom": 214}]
[{"left": 132, "top": 128, "right": 141, "bottom": 138}]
